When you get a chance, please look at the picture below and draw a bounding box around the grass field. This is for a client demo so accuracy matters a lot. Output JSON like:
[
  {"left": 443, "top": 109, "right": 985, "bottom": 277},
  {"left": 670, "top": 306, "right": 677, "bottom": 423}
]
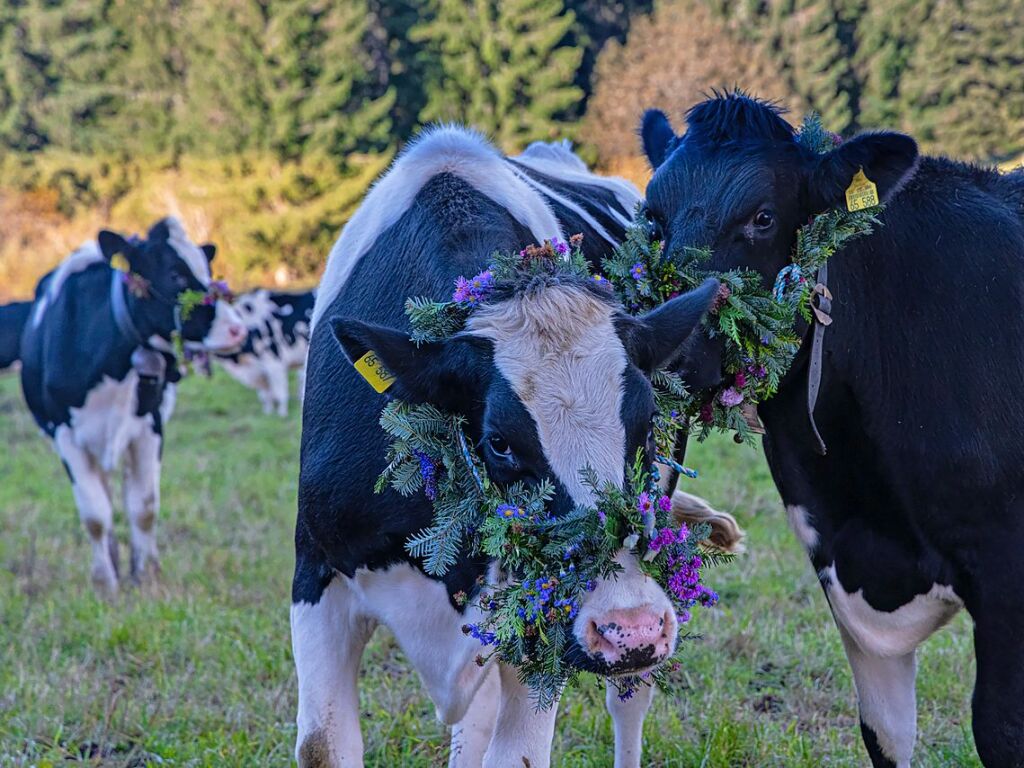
[{"left": 0, "top": 370, "right": 981, "bottom": 767}]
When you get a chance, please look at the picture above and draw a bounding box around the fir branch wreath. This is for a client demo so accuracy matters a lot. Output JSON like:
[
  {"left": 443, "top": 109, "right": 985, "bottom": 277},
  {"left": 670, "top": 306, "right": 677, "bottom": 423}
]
[
  {"left": 601, "top": 113, "right": 883, "bottom": 443},
  {"left": 374, "top": 237, "right": 723, "bottom": 707}
]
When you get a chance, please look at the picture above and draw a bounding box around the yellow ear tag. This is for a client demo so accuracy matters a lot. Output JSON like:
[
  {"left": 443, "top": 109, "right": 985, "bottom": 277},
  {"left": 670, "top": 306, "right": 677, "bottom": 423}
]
[
  {"left": 845, "top": 167, "right": 880, "bottom": 212},
  {"left": 354, "top": 350, "right": 396, "bottom": 394},
  {"left": 110, "top": 253, "right": 130, "bottom": 273}
]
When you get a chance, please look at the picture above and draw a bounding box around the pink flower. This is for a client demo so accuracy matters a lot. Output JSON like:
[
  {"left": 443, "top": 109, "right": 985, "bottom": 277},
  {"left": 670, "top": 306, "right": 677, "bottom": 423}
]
[
  {"left": 658, "top": 495, "right": 672, "bottom": 514},
  {"left": 719, "top": 387, "right": 744, "bottom": 407}
]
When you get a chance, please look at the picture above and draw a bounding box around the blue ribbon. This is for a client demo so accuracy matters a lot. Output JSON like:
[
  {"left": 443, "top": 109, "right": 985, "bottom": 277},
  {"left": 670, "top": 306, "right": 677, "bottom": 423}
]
[
  {"left": 773, "top": 263, "right": 803, "bottom": 301},
  {"left": 457, "top": 429, "right": 485, "bottom": 493}
]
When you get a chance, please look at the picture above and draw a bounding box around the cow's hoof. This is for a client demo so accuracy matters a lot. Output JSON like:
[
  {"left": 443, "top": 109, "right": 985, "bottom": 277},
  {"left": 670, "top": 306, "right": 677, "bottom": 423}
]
[{"left": 91, "top": 563, "right": 119, "bottom": 599}]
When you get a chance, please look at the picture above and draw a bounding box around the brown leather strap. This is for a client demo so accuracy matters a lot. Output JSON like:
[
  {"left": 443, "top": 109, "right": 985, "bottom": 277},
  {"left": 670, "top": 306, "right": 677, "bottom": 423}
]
[{"left": 807, "top": 263, "right": 832, "bottom": 455}]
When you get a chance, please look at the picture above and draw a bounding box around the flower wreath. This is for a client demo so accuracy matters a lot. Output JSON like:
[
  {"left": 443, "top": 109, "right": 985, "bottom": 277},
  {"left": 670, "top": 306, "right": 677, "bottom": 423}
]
[
  {"left": 375, "top": 238, "right": 724, "bottom": 708},
  {"left": 601, "top": 113, "right": 882, "bottom": 443}
]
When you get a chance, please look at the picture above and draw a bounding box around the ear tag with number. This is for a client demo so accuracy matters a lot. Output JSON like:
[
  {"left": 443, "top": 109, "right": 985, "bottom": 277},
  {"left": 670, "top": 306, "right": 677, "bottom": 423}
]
[
  {"left": 845, "top": 167, "right": 879, "bottom": 212},
  {"left": 110, "top": 253, "right": 130, "bottom": 273},
  {"left": 354, "top": 350, "right": 396, "bottom": 394}
]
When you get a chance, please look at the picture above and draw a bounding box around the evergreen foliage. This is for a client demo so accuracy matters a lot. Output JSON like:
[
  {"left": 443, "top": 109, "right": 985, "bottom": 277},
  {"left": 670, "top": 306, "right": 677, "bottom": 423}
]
[{"left": 412, "top": 0, "right": 585, "bottom": 149}]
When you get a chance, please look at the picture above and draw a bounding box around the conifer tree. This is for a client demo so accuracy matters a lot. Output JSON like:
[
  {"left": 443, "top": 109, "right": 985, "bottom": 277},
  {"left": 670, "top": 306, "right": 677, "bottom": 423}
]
[{"left": 413, "top": 0, "right": 585, "bottom": 150}]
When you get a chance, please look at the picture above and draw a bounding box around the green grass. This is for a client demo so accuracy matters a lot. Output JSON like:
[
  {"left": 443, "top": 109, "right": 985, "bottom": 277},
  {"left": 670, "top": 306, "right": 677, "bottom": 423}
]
[{"left": 0, "top": 371, "right": 979, "bottom": 766}]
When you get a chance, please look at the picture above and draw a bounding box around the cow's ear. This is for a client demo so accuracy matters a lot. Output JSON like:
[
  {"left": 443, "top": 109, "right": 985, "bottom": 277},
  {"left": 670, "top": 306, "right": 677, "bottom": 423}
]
[
  {"left": 98, "top": 230, "right": 130, "bottom": 261},
  {"left": 640, "top": 109, "right": 677, "bottom": 170},
  {"left": 330, "top": 316, "right": 490, "bottom": 410},
  {"left": 623, "top": 278, "right": 719, "bottom": 371},
  {"left": 809, "top": 131, "right": 918, "bottom": 212},
  {"left": 201, "top": 243, "right": 216, "bottom": 263}
]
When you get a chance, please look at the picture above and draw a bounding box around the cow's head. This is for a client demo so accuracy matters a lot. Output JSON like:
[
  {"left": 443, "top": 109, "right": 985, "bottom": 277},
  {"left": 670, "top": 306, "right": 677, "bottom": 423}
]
[
  {"left": 98, "top": 217, "right": 245, "bottom": 353},
  {"left": 640, "top": 91, "right": 919, "bottom": 389},
  {"left": 332, "top": 275, "right": 719, "bottom": 674}
]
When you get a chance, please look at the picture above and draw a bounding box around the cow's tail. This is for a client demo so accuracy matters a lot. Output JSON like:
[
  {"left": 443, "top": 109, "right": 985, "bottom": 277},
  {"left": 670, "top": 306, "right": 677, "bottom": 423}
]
[{"left": 671, "top": 489, "right": 746, "bottom": 554}]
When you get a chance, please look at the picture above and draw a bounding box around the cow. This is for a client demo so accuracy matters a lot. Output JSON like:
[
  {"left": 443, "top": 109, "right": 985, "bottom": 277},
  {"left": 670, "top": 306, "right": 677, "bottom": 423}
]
[
  {"left": 0, "top": 301, "right": 31, "bottom": 372},
  {"left": 19, "top": 217, "right": 246, "bottom": 596},
  {"left": 294, "top": 126, "right": 736, "bottom": 768},
  {"left": 215, "top": 288, "right": 314, "bottom": 416},
  {"left": 640, "top": 91, "right": 1024, "bottom": 768}
]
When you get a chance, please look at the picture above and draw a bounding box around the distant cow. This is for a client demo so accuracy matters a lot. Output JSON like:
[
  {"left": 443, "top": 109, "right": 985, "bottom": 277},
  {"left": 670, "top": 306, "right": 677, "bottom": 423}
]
[
  {"left": 0, "top": 301, "right": 31, "bottom": 371},
  {"left": 216, "top": 289, "right": 314, "bottom": 416},
  {"left": 642, "top": 92, "right": 1024, "bottom": 768},
  {"left": 20, "top": 218, "right": 245, "bottom": 596},
  {"left": 294, "top": 127, "right": 728, "bottom": 768}
]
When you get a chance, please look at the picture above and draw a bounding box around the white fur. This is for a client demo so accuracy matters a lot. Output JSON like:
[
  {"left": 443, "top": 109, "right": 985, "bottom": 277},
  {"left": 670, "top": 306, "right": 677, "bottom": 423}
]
[
  {"left": 823, "top": 566, "right": 962, "bottom": 658},
  {"left": 605, "top": 681, "right": 655, "bottom": 768},
  {"left": 511, "top": 142, "right": 641, "bottom": 227},
  {"left": 786, "top": 504, "right": 819, "bottom": 550},
  {"left": 203, "top": 299, "right": 245, "bottom": 354},
  {"left": 509, "top": 164, "right": 620, "bottom": 246},
  {"left": 824, "top": 566, "right": 963, "bottom": 767},
  {"left": 165, "top": 216, "right": 211, "bottom": 286},
  {"left": 312, "top": 125, "right": 564, "bottom": 329},
  {"left": 466, "top": 284, "right": 626, "bottom": 506},
  {"left": 33, "top": 240, "right": 104, "bottom": 328},
  {"left": 449, "top": 665, "right": 500, "bottom": 768}
]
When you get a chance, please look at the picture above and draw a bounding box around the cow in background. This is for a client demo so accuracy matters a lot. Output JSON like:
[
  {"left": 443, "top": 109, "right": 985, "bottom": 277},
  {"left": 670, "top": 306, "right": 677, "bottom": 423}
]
[
  {"left": 0, "top": 301, "right": 31, "bottom": 372},
  {"left": 216, "top": 289, "right": 314, "bottom": 416},
  {"left": 295, "top": 126, "right": 739, "bottom": 768},
  {"left": 20, "top": 218, "right": 245, "bottom": 596}
]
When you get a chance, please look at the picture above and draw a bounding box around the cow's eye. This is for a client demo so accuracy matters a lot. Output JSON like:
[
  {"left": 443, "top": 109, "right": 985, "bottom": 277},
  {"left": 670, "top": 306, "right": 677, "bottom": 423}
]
[
  {"left": 753, "top": 209, "right": 776, "bottom": 229},
  {"left": 487, "top": 435, "right": 514, "bottom": 461}
]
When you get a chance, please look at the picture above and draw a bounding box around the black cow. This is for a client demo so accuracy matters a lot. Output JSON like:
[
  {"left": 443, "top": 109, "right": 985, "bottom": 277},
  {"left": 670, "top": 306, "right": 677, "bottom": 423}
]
[
  {"left": 641, "top": 91, "right": 1024, "bottom": 768},
  {"left": 294, "top": 127, "right": 724, "bottom": 767},
  {"left": 0, "top": 301, "right": 31, "bottom": 371},
  {"left": 216, "top": 289, "right": 315, "bottom": 415},
  {"left": 20, "top": 218, "right": 245, "bottom": 596}
]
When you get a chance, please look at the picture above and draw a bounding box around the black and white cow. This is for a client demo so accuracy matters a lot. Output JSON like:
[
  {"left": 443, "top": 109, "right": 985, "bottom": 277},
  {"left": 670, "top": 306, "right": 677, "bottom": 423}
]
[
  {"left": 294, "top": 127, "right": 727, "bottom": 767},
  {"left": 216, "top": 289, "right": 314, "bottom": 416},
  {"left": 641, "top": 91, "right": 1024, "bottom": 768},
  {"left": 0, "top": 300, "right": 31, "bottom": 372},
  {"left": 20, "top": 217, "right": 245, "bottom": 596}
]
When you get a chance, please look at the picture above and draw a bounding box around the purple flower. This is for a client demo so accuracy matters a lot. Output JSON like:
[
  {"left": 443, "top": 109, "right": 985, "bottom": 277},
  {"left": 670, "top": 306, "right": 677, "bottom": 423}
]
[
  {"left": 415, "top": 451, "right": 438, "bottom": 500},
  {"left": 637, "top": 492, "right": 654, "bottom": 520},
  {"left": 463, "top": 623, "right": 499, "bottom": 646},
  {"left": 719, "top": 387, "right": 744, "bottom": 408},
  {"left": 658, "top": 495, "right": 672, "bottom": 514},
  {"left": 453, "top": 269, "right": 494, "bottom": 305},
  {"left": 496, "top": 503, "right": 527, "bottom": 519},
  {"left": 734, "top": 370, "right": 747, "bottom": 389},
  {"left": 551, "top": 237, "right": 569, "bottom": 256},
  {"left": 630, "top": 262, "right": 647, "bottom": 281}
]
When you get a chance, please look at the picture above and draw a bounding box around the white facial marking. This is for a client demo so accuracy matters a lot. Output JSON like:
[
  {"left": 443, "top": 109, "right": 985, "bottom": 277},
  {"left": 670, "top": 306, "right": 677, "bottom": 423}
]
[
  {"left": 467, "top": 284, "right": 626, "bottom": 505},
  {"left": 824, "top": 564, "right": 962, "bottom": 658},
  {"left": 786, "top": 504, "right": 819, "bottom": 550},
  {"left": 164, "top": 217, "right": 211, "bottom": 286}
]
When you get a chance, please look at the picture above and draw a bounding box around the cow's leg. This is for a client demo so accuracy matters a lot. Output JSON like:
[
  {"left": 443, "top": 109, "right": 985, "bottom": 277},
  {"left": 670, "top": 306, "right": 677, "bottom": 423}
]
[
  {"left": 448, "top": 663, "right": 500, "bottom": 768},
  {"left": 292, "top": 576, "right": 376, "bottom": 767},
  {"left": 267, "top": 360, "right": 290, "bottom": 417},
  {"left": 837, "top": 624, "right": 917, "bottom": 768},
  {"left": 605, "top": 680, "right": 655, "bottom": 768},
  {"left": 123, "top": 427, "right": 162, "bottom": 581},
  {"left": 480, "top": 663, "right": 559, "bottom": 768},
  {"left": 970, "top": 591, "right": 1024, "bottom": 766},
  {"left": 55, "top": 428, "right": 118, "bottom": 596}
]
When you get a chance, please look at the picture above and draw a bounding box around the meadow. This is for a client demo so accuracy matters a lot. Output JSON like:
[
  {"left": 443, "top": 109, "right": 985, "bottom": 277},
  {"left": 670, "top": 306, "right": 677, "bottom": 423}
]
[{"left": 0, "top": 370, "right": 981, "bottom": 767}]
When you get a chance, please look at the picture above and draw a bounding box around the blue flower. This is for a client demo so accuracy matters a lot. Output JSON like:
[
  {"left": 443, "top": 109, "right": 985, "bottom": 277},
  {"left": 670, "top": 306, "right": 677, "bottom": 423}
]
[
  {"left": 496, "top": 503, "right": 527, "bottom": 519},
  {"left": 630, "top": 262, "right": 647, "bottom": 280}
]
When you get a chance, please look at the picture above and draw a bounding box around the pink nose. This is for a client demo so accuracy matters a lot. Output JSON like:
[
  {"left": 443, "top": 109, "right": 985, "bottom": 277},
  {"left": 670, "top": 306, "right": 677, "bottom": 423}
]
[
  {"left": 583, "top": 606, "right": 675, "bottom": 671},
  {"left": 227, "top": 324, "right": 245, "bottom": 341}
]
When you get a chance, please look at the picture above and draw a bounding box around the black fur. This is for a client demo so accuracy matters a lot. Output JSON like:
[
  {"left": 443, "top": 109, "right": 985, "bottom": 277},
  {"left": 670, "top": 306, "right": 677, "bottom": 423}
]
[
  {"left": 0, "top": 301, "right": 31, "bottom": 370},
  {"left": 645, "top": 91, "right": 1024, "bottom": 766}
]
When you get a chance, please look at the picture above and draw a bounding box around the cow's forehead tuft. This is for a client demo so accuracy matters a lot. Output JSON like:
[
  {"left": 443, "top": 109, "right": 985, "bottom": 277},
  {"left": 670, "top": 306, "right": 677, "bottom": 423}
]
[
  {"left": 163, "top": 217, "right": 211, "bottom": 286},
  {"left": 467, "top": 284, "right": 628, "bottom": 505}
]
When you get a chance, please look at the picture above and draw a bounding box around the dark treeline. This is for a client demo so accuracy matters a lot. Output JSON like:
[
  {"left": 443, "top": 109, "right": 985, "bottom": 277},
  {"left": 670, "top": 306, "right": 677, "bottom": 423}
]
[{"left": 0, "top": 0, "right": 1020, "bottom": 297}]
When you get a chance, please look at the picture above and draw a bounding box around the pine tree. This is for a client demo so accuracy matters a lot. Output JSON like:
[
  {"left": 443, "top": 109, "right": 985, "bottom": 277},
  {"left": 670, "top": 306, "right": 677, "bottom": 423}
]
[
  {"left": 265, "top": 0, "right": 393, "bottom": 164},
  {"left": 413, "top": 0, "right": 584, "bottom": 150},
  {"left": 899, "top": 0, "right": 1024, "bottom": 160},
  {"left": 0, "top": 0, "right": 55, "bottom": 151}
]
